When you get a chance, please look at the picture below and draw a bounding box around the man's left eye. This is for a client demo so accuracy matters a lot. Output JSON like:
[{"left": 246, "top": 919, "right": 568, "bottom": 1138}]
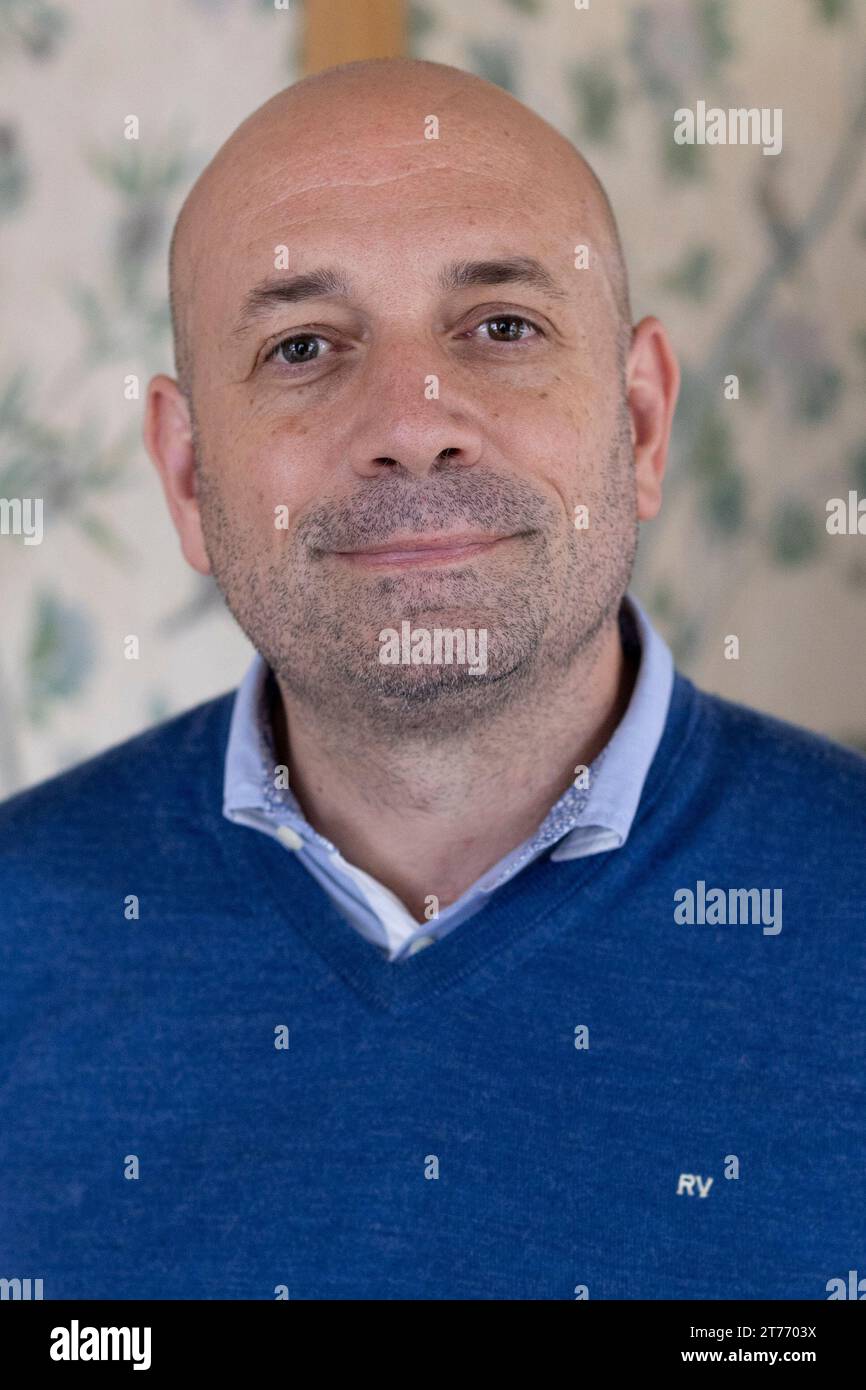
[{"left": 474, "top": 315, "right": 540, "bottom": 343}]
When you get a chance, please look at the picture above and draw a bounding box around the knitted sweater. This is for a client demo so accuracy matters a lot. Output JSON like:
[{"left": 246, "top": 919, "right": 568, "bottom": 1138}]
[{"left": 1, "top": 671, "right": 864, "bottom": 1300}]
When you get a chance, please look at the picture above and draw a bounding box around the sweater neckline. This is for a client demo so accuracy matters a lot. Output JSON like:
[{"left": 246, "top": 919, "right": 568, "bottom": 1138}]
[{"left": 215, "top": 669, "right": 703, "bottom": 1017}]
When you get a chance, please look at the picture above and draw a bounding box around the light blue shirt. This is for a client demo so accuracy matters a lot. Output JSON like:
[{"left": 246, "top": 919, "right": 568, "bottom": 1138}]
[{"left": 223, "top": 592, "right": 674, "bottom": 962}]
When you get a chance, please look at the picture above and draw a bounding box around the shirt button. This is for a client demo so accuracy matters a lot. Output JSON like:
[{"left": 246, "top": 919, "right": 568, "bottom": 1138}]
[
  {"left": 276, "top": 825, "right": 303, "bottom": 850},
  {"left": 405, "top": 934, "right": 435, "bottom": 956}
]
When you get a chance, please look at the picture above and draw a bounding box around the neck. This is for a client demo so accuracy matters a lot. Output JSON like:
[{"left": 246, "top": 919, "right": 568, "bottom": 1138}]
[{"left": 270, "top": 608, "right": 637, "bottom": 923}]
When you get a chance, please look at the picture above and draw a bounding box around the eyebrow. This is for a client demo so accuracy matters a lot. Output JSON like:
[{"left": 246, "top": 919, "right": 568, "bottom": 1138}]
[
  {"left": 437, "top": 256, "right": 568, "bottom": 301},
  {"left": 231, "top": 268, "right": 352, "bottom": 336},
  {"left": 231, "top": 255, "right": 568, "bottom": 336}
]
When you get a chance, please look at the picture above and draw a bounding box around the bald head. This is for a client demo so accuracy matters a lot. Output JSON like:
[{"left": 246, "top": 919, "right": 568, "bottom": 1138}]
[
  {"left": 147, "top": 53, "right": 679, "bottom": 749},
  {"left": 167, "top": 57, "right": 630, "bottom": 406}
]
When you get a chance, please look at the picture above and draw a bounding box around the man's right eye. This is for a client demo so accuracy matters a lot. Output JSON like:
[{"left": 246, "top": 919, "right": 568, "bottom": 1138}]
[{"left": 264, "top": 334, "right": 333, "bottom": 368}]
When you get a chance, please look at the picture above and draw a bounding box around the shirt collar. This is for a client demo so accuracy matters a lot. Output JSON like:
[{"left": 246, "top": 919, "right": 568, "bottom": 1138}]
[
  {"left": 222, "top": 646, "right": 281, "bottom": 817},
  {"left": 548, "top": 590, "right": 673, "bottom": 861},
  {"left": 223, "top": 592, "right": 674, "bottom": 859}
]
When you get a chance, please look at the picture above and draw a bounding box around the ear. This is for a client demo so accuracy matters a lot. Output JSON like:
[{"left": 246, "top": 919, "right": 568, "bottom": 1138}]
[
  {"left": 624, "top": 316, "right": 680, "bottom": 522},
  {"left": 142, "top": 374, "right": 211, "bottom": 574}
]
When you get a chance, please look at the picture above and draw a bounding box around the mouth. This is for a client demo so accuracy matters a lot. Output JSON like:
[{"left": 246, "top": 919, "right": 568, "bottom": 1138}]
[{"left": 330, "top": 531, "right": 524, "bottom": 568}]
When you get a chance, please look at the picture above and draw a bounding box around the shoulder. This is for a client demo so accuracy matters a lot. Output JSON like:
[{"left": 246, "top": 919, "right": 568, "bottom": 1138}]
[
  {"left": 0, "top": 689, "right": 236, "bottom": 858},
  {"left": 693, "top": 680, "right": 866, "bottom": 785},
  {"left": 677, "top": 676, "right": 866, "bottom": 845}
]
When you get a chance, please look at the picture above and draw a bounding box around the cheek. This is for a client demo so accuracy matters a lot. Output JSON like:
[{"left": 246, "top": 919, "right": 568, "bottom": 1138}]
[
  {"left": 207, "top": 405, "right": 326, "bottom": 519},
  {"left": 254, "top": 419, "right": 331, "bottom": 536},
  {"left": 497, "top": 382, "right": 600, "bottom": 484},
  {"left": 502, "top": 381, "right": 624, "bottom": 532}
]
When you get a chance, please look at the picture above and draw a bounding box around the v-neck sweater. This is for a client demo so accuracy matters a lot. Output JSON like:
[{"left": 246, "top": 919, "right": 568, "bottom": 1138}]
[
  {"left": 1, "top": 669, "right": 865, "bottom": 1299},
  {"left": 221, "top": 592, "right": 674, "bottom": 962}
]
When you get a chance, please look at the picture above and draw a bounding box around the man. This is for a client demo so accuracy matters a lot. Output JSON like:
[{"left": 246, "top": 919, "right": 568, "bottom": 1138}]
[{"left": 1, "top": 59, "right": 864, "bottom": 1301}]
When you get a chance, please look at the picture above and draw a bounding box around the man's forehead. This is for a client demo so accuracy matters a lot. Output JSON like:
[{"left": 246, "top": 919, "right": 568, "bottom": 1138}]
[
  {"left": 196, "top": 156, "right": 609, "bottom": 313},
  {"left": 169, "top": 62, "right": 628, "bottom": 371},
  {"left": 181, "top": 87, "right": 606, "bottom": 276},
  {"left": 210, "top": 137, "right": 592, "bottom": 248}
]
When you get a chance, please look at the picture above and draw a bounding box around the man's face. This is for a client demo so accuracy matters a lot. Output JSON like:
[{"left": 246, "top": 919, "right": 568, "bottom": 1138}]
[{"left": 185, "top": 107, "right": 638, "bottom": 732}]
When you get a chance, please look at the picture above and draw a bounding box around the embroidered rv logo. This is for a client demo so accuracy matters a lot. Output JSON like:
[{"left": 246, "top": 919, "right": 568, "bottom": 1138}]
[{"left": 677, "top": 1174, "right": 713, "bottom": 1197}]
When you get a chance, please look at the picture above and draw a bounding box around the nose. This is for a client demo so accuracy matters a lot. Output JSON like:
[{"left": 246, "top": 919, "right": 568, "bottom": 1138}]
[{"left": 345, "top": 341, "right": 484, "bottom": 479}]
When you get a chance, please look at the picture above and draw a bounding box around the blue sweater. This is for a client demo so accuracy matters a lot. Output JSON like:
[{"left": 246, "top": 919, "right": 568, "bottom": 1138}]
[{"left": 1, "top": 671, "right": 865, "bottom": 1300}]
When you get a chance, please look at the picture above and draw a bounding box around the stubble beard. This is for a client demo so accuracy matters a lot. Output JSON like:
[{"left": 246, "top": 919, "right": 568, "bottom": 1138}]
[{"left": 193, "top": 413, "right": 638, "bottom": 741}]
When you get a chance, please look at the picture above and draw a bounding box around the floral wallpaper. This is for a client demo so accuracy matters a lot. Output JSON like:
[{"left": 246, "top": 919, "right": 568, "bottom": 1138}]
[{"left": 1, "top": 0, "right": 864, "bottom": 795}]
